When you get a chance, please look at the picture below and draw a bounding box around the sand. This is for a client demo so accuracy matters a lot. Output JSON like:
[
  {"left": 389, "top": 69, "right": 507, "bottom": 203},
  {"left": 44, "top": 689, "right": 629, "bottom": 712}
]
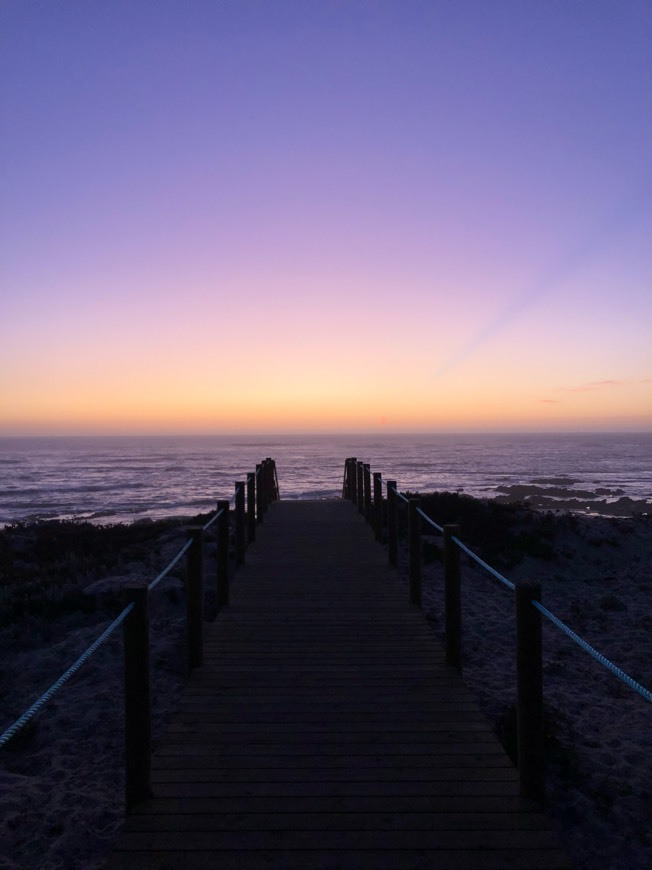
[{"left": 0, "top": 507, "right": 651, "bottom": 869}]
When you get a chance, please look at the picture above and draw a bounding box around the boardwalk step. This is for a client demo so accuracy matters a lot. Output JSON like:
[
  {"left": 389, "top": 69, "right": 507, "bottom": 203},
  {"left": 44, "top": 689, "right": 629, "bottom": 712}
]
[{"left": 108, "top": 499, "right": 571, "bottom": 870}]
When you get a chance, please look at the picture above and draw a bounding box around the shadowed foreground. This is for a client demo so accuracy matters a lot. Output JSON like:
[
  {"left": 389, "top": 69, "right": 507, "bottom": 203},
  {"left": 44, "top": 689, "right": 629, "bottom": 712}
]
[{"left": 107, "top": 499, "right": 570, "bottom": 869}]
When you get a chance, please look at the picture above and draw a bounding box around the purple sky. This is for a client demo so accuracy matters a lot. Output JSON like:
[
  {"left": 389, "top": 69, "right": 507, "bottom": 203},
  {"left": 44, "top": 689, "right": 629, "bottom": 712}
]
[{"left": 1, "top": 1, "right": 650, "bottom": 433}]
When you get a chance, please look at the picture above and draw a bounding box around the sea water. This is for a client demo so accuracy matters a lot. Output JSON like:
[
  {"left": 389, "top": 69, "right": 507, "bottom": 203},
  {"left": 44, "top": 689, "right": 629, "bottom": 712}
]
[{"left": 0, "top": 432, "right": 650, "bottom": 525}]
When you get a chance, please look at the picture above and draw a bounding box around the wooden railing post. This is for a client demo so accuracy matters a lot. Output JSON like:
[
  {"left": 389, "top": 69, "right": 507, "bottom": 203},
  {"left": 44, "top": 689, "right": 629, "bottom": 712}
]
[
  {"left": 342, "top": 459, "right": 348, "bottom": 499},
  {"left": 408, "top": 498, "right": 421, "bottom": 606},
  {"left": 356, "top": 461, "right": 364, "bottom": 515},
  {"left": 256, "top": 464, "right": 264, "bottom": 522},
  {"left": 123, "top": 583, "right": 151, "bottom": 812},
  {"left": 265, "top": 458, "right": 275, "bottom": 504},
  {"left": 216, "top": 499, "right": 230, "bottom": 609},
  {"left": 349, "top": 457, "right": 358, "bottom": 503},
  {"left": 235, "top": 482, "right": 245, "bottom": 565},
  {"left": 516, "top": 579, "right": 544, "bottom": 804},
  {"left": 363, "top": 463, "right": 372, "bottom": 523},
  {"left": 247, "top": 472, "right": 256, "bottom": 543},
  {"left": 262, "top": 460, "right": 270, "bottom": 511},
  {"left": 186, "top": 526, "right": 203, "bottom": 672},
  {"left": 373, "top": 472, "right": 383, "bottom": 542},
  {"left": 443, "top": 524, "right": 462, "bottom": 673},
  {"left": 261, "top": 460, "right": 268, "bottom": 507},
  {"left": 343, "top": 458, "right": 353, "bottom": 500},
  {"left": 387, "top": 480, "right": 398, "bottom": 566}
]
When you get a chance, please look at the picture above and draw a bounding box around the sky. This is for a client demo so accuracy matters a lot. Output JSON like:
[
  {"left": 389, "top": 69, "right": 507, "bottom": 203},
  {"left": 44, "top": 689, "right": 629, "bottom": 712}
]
[{"left": 1, "top": 0, "right": 650, "bottom": 435}]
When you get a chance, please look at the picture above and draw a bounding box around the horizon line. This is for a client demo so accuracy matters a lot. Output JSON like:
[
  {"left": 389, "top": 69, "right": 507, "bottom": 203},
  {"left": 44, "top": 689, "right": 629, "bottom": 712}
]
[{"left": 1, "top": 427, "right": 651, "bottom": 439}]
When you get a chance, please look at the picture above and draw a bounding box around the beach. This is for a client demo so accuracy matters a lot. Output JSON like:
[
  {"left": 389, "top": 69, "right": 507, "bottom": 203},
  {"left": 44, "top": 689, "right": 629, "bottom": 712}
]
[
  {"left": 415, "top": 505, "right": 652, "bottom": 869},
  {"left": 0, "top": 502, "right": 650, "bottom": 869}
]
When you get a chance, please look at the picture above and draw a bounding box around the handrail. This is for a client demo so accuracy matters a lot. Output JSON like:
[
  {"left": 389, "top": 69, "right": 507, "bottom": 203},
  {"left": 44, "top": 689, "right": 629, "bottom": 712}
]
[
  {"left": 416, "top": 506, "right": 443, "bottom": 534},
  {"left": 368, "top": 461, "right": 650, "bottom": 700},
  {"left": 148, "top": 538, "right": 193, "bottom": 591},
  {"left": 391, "top": 485, "right": 410, "bottom": 504},
  {"left": 345, "top": 456, "right": 651, "bottom": 802},
  {"left": 532, "top": 600, "right": 652, "bottom": 703},
  {"left": 0, "top": 457, "right": 278, "bottom": 758},
  {"left": 0, "top": 603, "right": 134, "bottom": 749},
  {"left": 202, "top": 506, "right": 224, "bottom": 532},
  {"left": 451, "top": 535, "right": 515, "bottom": 591}
]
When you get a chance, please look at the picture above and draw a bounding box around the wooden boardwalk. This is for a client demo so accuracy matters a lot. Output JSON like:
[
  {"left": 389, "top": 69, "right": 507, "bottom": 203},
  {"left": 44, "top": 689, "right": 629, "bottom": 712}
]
[{"left": 107, "top": 499, "right": 571, "bottom": 869}]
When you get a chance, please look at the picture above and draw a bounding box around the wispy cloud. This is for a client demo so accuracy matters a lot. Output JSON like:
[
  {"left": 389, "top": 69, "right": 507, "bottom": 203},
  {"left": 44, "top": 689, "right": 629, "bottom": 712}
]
[
  {"left": 562, "top": 379, "right": 625, "bottom": 393},
  {"left": 431, "top": 189, "right": 651, "bottom": 384},
  {"left": 540, "top": 377, "right": 650, "bottom": 404}
]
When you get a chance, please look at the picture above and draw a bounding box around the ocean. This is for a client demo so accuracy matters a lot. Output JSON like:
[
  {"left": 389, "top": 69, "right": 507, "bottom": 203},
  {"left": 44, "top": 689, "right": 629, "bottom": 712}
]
[{"left": 0, "top": 432, "right": 650, "bottom": 526}]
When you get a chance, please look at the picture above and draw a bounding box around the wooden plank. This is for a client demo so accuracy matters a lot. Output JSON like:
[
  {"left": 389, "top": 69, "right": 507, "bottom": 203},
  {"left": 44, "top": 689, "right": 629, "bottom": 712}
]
[
  {"left": 140, "top": 781, "right": 528, "bottom": 798},
  {"left": 106, "top": 848, "right": 572, "bottom": 870},
  {"left": 123, "top": 811, "right": 554, "bottom": 832},
  {"left": 149, "top": 767, "right": 520, "bottom": 783},
  {"left": 152, "top": 752, "right": 514, "bottom": 768},
  {"left": 108, "top": 499, "right": 571, "bottom": 869},
  {"left": 113, "top": 829, "right": 568, "bottom": 851},
  {"left": 127, "top": 795, "right": 547, "bottom": 815}
]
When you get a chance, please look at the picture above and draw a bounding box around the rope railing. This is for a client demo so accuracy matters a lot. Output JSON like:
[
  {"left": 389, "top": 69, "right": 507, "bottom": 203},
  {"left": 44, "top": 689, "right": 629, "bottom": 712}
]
[
  {"left": 448, "top": 538, "right": 652, "bottom": 702},
  {"left": 416, "top": 506, "right": 444, "bottom": 534},
  {"left": 342, "top": 456, "right": 651, "bottom": 802},
  {"left": 451, "top": 535, "right": 515, "bottom": 591},
  {"left": 0, "top": 603, "right": 134, "bottom": 749},
  {"left": 202, "top": 506, "right": 223, "bottom": 532},
  {"left": 0, "top": 456, "right": 279, "bottom": 809},
  {"left": 532, "top": 600, "right": 652, "bottom": 703},
  {"left": 148, "top": 538, "right": 194, "bottom": 591}
]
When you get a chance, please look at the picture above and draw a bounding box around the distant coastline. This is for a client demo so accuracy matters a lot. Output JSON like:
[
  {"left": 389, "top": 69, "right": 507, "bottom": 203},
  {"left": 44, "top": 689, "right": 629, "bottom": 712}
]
[{"left": 1, "top": 432, "right": 650, "bottom": 526}]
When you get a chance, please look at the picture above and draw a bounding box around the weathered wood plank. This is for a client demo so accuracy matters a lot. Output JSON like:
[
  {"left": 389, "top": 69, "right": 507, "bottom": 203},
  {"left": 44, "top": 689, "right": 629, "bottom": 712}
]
[
  {"left": 107, "top": 499, "right": 570, "bottom": 869},
  {"left": 152, "top": 752, "right": 514, "bottom": 768},
  {"left": 113, "top": 829, "right": 567, "bottom": 851},
  {"left": 150, "top": 767, "right": 520, "bottom": 783},
  {"left": 127, "top": 794, "right": 547, "bottom": 815},
  {"left": 140, "top": 781, "right": 528, "bottom": 798},
  {"left": 123, "top": 811, "right": 553, "bottom": 832},
  {"left": 106, "top": 848, "right": 572, "bottom": 870}
]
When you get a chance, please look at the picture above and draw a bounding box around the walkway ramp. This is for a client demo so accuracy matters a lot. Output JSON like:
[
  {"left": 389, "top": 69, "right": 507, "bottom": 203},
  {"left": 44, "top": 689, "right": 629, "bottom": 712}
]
[{"left": 108, "top": 499, "right": 571, "bottom": 869}]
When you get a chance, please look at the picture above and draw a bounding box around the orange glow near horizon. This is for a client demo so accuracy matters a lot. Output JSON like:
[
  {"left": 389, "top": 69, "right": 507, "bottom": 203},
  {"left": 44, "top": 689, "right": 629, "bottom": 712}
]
[
  {"left": 1, "top": 4, "right": 650, "bottom": 437},
  {"left": 3, "top": 365, "right": 650, "bottom": 436}
]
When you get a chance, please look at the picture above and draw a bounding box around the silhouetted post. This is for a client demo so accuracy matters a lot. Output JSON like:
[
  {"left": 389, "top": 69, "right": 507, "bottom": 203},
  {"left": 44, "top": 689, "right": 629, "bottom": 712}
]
[
  {"left": 247, "top": 472, "right": 256, "bottom": 543},
  {"left": 349, "top": 457, "right": 358, "bottom": 503},
  {"left": 387, "top": 480, "right": 398, "bottom": 566},
  {"left": 271, "top": 459, "right": 279, "bottom": 500},
  {"left": 256, "top": 464, "right": 264, "bottom": 522},
  {"left": 216, "top": 500, "right": 230, "bottom": 609},
  {"left": 235, "top": 482, "right": 245, "bottom": 565},
  {"left": 443, "top": 524, "right": 462, "bottom": 672},
  {"left": 260, "top": 460, "right": 267, "bottom": 509},
  {"left": 342, "top": 459, "right": 348, "bottom": 498},
  {"left": 373, "top": 472, "right": 383, "bottom": 541},
  {"left": 343, "top": 458, "right": 352, "bottom": 499},
  {"left": 186, "top": 527, "right": 203, "bottom": 672},
  {"left": 261, "top": 460, "right": 270, "bottom": 512},
  {"left": 408, "top": 498, "right": 421, "bottom": 606},
  {"left": 356, "top": 462, "right": 364, "bottom": 514},
  {"left": 123, "top": 583, "right": 151, "bottom": 812},
  {"left": 363, "top": 464, "right": 372, "bottom": 523},
  {"left": 265, "top": 458, "right": 275, "bottom": 504},
  {"left": 516, "top": 579, "right": 544, "bottom": 804}
]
